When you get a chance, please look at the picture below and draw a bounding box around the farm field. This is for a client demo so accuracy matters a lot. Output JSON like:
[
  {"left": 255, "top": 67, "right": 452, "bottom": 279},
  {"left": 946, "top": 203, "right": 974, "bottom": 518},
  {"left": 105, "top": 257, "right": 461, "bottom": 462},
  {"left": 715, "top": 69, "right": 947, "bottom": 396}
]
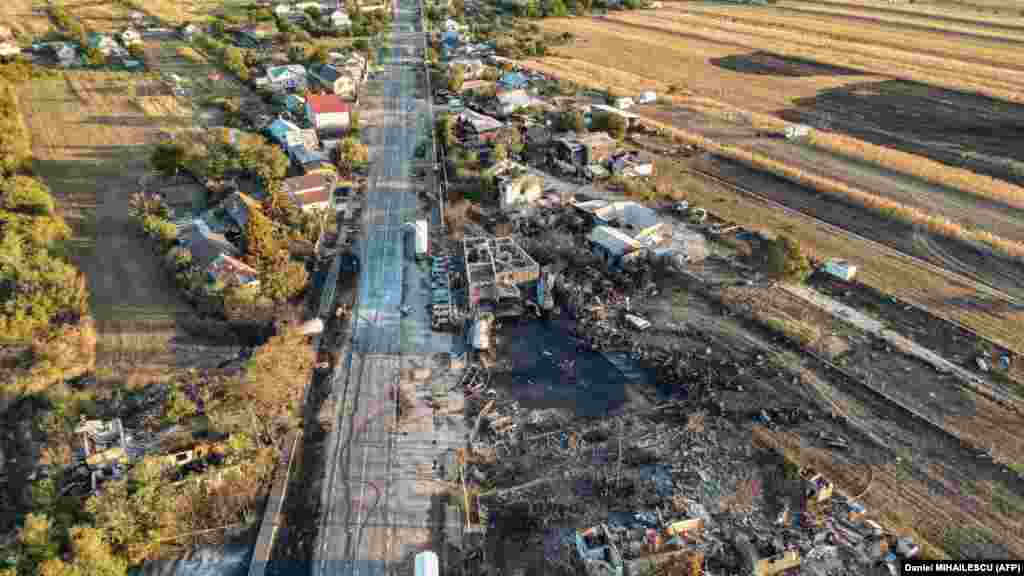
[
  {"left": 2, "top": 0, "right": 52, "bottom": 37},
  {"left": 645, "top": 148, "right": 1024, "bottom": 355},
  {"left": 602, "top": 10, "right": 1022, "bottom": 102},
  {"left": 776, "top": 0, "right": 1024, "bottom": 26},
  {"left": 60, "top": 0, "right": 133, "bottom": 33},
  {"left": 646, "top": 3, "right": 1024, "bottom": 187},
  {"left": 16, "top": 69, "right": 195, "bottom": 380}
]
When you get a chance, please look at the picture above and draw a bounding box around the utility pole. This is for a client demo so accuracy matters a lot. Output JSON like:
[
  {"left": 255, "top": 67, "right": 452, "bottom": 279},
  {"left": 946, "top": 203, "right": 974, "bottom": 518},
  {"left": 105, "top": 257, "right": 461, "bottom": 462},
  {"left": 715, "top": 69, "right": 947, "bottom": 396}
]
[{"left": 616, "top": 418, "right": 623, "bottom": 491}]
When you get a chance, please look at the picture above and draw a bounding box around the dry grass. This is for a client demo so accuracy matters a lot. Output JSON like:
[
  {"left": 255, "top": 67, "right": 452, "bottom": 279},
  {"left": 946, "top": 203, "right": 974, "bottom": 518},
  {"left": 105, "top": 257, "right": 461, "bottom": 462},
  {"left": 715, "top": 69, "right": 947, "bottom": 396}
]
[
  {"left": 17, "top": 71, "right": 195, "bottom": 380},
  {"left": 807, "top": 130, "right": 1024, "bottom": 211},
  {"left": 533, "top": 17, "right": 1024, "bottom": 213},
  {"left": 61, "top": 0, "right": 133, "bottom": 32},
  {"left": 719, "top": 286, "right": 852, "bottom": 359},
  {"left": 777, "top": 0, "right": 1024, "bottom": 30},
  {"left": 533, "top": 18, "right": 881, "bottom": 113},
  {"left": 1, "top": 0, "right": 52, "bottom": 37},
  {"left": 603, "top": 11, "right": 1024, "bottom": 104},
  {"left": 176, "top": 46, "right": 208, "bottom": 64},
  {"left": 134, "top": 94, "right": 192, "bottom": 119},
  {"left": 651, "top": 161, "right": 1024, "bottom": 355},
  {"left": 754, "top": 425, "right": 1024, "bottom": 559},
  {"left": 526, "top": 49, "right": 1024, "bottom": 253},
  {"left": 672, "top": 3, "right": 1024, "bottom": 70},
  {"left": 645, "top": 115, "right": 1024, "bottom": 259}
]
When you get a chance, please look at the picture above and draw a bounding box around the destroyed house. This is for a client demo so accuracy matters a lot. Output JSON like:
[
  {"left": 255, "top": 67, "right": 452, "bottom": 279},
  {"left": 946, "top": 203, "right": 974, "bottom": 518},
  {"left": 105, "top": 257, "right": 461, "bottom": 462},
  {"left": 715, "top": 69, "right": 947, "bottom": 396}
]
[
  {"left": 75, "top": 418, "right": 128, "bottom": 466},
  {"left": 608, "top": 150, "right": 655, "bottom": 178},
  {"left": 222, "top": 191, "right": 258, "bottom": 230},
  {"left": 589, "top": 225, "right": 642, "bottom": 269},
  {"left": 182, "top": 220, "right": 240, "bottom": 270},
  {"left": 462, "top": 236, "right": 539, "bottom": 307},
  {"left": 594, "top": 201, "right": 668, "bottom": 245},
  {"left": 491, "top": 160, "right": 542, "bottom": 211},
  {"left": 578, "top": 132, "right": 617, "bottom": 165},
  {"left": 591, "top": 103, "right": 640, "bottom": 129},
  {"left": 207, "top": 253, "right": 260, "bottom": 288},
  {"left": 575, "top": 525, "right": 624, "bottom": 576},
  {"left": 553, "top": 131, "right": 616, "bottom": 167},
  {"left": 458, "top": 109, "right": 503, "bottom": 143}
]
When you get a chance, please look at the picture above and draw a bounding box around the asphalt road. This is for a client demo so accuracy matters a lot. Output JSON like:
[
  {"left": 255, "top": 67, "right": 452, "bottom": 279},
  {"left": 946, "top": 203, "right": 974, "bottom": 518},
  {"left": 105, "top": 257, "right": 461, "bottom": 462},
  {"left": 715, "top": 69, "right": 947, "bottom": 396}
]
[{"left": 313, "top": 0, "right": 458, "bottom": 573}]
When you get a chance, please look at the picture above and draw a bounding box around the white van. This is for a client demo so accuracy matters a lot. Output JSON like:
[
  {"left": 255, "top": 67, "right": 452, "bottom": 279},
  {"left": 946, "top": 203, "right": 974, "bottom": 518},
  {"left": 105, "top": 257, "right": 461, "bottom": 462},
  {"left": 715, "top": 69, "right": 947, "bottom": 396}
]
[{"left": 624, "top": 314, "right": 651, "bottom": 331}]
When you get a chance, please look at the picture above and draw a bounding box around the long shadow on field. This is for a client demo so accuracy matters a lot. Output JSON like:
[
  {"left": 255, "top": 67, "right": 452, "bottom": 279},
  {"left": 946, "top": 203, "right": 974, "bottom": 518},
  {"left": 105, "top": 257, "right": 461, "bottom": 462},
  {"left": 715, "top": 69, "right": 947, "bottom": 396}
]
[
  {"left": 83, "top": 114, "right": 192, "bottom": 128},
  {"left": 776, "top": 78, "right": 1024, "bottom": 188},
  {"left": 710, "top": 50, "right": 864, "bottom": 77}
]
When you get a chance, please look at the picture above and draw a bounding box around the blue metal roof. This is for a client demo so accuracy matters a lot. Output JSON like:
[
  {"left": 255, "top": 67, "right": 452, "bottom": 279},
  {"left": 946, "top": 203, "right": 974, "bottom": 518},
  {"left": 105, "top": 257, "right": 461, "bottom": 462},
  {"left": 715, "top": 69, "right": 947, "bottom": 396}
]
[
  {"left": 499, "top": 72, "right": 528, "bottom": 89},
  {"left": 267, "top": 118, "right": 300, "bottom": 145}
]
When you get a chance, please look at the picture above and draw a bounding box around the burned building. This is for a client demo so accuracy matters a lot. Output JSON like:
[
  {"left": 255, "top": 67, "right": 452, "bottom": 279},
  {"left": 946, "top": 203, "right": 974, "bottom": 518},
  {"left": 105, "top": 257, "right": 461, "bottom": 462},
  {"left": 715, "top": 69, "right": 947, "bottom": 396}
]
[{"left": 462, "top": 236, "right": 539, "bottom": 310}]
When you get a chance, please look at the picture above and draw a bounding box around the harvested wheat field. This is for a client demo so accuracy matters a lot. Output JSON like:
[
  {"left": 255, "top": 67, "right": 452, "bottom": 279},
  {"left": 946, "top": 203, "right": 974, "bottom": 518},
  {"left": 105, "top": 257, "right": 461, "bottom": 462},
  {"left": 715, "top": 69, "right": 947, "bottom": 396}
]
[
  {"left": 61, "top": 0, "right": 133, "bottom": 32},
  {"left": 603, "top": 10, "right": 1023, "bottom": 102},
  {"left": 776, "top": 0, "right": 1024, "bottom": 27},
  {"left": 16, "top": 71, "right": 195, "bottom": 383},
  {"left": 1, "top": 0, "right": 52, "bottom": 37}
]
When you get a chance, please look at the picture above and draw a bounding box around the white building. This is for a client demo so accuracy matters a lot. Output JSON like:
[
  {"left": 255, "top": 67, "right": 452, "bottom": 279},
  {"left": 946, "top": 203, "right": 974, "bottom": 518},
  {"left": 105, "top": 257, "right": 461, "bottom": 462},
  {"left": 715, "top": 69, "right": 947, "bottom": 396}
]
[
  {"left": 120, "top": 29, "right": 141, "bottom": 45},
  {"left": 265, "top": 64, "right": 307, "bottom": 92},
  {"left": 0, "top": 42, "right": 20, "bottom": 59},
  {"left": 496, "top": 89, "right": 532, "bottom": 117}
]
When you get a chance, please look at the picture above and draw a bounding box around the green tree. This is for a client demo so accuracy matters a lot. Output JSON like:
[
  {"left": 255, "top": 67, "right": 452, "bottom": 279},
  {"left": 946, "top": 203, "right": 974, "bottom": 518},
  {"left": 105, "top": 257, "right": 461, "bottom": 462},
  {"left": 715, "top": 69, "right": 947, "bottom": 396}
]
[
  {"left": 549, "top": 0, "right": 569, "bottom": 16},
  {"left": 223, "top": 46, "right": 250, "bottom": 80},
  {"left": 305, "top": 5, "right": 322, "bottom": 20},
  {"left": 17, "top": 514, "right": 59, "bottom": 573},
  {"left": 251, "top": 144, "right": 290, "bottom": 188},
  {"left": 447, "top": 63, "right": 465, "bottom": 93},
  {"left": 353, "top": 37, "right": 369, "bottom": 52},
  {"left": 64, "top": 526, "right": 129, "bottom": 576},
  {"left": 84, "top": 47, "right": 106, "bottom": 67},
  {"left": 435, "top": 113, "right": 456, "bottom": 149},
  {"left": 141, "top": 214, "right": 179, "bottom": 252},
  {"left": 264, "top": 184, "right": 301, "bottom": 228},
  {"left": 2, "top": 176, "right": 55, "bottom": 215},
  {"left": 310, "top": 44, "right": 330, "bottom": 65},
  {"left": 592, "top": 111, "right": 626, "bottom": 140},
  {"left": 492, "top": 142, "right": 508, "bottom": 163},
  {"left": 349, "top": 110, "right": 361, "bottom": 138},
  {"left": 243, "top": 209, "right": 279, "bottom": 268},
  {"left": 150, "top": 141, "right": 189, "bottom": 178},
  {"left": 335, "top": 137, "right": 369, "bottom": 176},
  {"left": 764, "top": 234, "right": 811, "bottom": 282},
  {"left": 260, "top": 250, "right": 309, "bottom": 302},
  {"left": 559, "top": 110, "right": 586, "bottom": 133}
]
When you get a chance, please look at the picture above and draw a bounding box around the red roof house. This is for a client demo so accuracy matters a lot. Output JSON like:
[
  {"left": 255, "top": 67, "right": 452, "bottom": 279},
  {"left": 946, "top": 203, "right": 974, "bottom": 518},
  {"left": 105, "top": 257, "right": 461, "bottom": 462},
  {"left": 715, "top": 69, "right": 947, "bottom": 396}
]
[{"left": 305, "top": 94, "right": 351, "bottom": 133}]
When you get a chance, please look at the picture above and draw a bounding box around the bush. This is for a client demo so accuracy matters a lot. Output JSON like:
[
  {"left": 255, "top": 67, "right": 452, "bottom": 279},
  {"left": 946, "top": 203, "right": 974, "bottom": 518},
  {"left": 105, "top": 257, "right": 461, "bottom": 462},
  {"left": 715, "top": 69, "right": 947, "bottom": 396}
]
[
  {"left": 764, "top": 234, "right": 811, "bottom": 283},
  {"left": 2, "top": 176, "right": 56, "bottom": 215},
  {"left": 141, "top": 214, "right": 179, "bottom": 252}
]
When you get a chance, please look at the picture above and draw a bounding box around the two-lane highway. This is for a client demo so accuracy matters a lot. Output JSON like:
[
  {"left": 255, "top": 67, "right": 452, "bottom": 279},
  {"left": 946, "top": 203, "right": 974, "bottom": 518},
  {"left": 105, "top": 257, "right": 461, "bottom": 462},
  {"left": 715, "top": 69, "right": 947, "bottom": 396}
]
[{"left": 313, "top": 0, "right": 441, "bottom": 573}]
